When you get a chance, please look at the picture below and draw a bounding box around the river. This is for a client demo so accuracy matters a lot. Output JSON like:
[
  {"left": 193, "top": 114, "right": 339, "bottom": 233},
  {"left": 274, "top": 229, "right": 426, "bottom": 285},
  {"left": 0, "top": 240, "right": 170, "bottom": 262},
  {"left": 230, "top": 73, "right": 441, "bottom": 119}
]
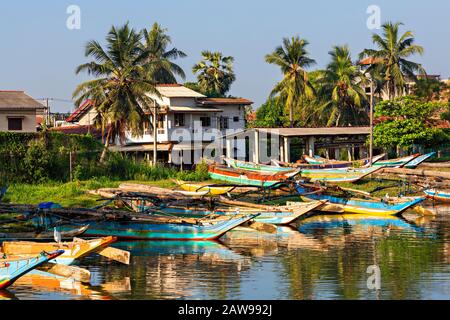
[{"left": 3, "top": 203, "right": 449, "bottom": 300}]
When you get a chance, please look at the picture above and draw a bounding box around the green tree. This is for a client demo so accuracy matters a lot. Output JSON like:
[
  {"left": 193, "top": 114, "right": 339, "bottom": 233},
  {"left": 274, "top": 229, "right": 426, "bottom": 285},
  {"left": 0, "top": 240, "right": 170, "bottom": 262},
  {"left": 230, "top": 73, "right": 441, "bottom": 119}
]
[
  {"left": 252, "top": 98, "right": 287, "bottom": 128},
  {"left": 413, "top": 78, "right": 447, "bottom": 102},
  {"left": 192, "top": 51, "right": 236, "bottom": 97},
  {"left": 265, "top": 36, "right": 316, "bottom": 127},
  {"left": 141, "top": 23, "right": 187, "bottom": 84},
  {"left": 316, "top": 46, "right": 369, "bottom": 126},
  {"left": 360, "top": 22, "right": 425, "bottom": 99},
  {"left": 373, "top": 96, "right": 448, "bottom": 151},
  {"left": 73, "top": 23, "right": 159, "bottom": 161}
]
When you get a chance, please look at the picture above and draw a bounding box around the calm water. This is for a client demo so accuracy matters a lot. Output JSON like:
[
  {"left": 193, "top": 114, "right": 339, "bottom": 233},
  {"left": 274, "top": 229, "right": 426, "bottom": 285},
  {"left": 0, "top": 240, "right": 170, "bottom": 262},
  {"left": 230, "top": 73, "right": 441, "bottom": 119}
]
[{"left": 3, "top": 203, "right": 450, "bottom": 300}]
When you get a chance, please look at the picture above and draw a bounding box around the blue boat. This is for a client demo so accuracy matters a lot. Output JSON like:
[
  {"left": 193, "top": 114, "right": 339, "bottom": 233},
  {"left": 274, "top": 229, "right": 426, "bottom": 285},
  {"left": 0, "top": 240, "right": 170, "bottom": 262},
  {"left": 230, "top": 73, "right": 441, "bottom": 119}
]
[
  {"left": 295, "top": 184, "right": 425, "bottom": 216},
  {"left": 404, "top": 152, "right": 436, "bottom": 168},
  {"left": 43, "top": 214, "right": 258, "bottom": 240},
  {"left": 0, "top": 250, "right": 64, "bottom": 290}
]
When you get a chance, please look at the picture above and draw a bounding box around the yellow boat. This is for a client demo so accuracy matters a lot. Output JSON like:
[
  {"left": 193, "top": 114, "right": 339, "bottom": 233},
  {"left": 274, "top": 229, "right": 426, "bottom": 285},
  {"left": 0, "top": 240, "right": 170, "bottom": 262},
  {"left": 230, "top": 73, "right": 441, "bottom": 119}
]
[
  {"left": 1, "top": 236, "right": 117, "bottom": 265},
  {"left": 175, "top": 180, "right": 235, "bottom": 196}
]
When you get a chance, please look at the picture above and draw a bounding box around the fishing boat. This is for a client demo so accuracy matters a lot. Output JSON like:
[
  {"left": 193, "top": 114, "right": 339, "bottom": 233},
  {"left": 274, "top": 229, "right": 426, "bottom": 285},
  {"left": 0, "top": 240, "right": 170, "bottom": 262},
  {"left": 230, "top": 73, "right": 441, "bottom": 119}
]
[
  {"left": 372, "top": 153, "right": 420, "bottom": 168},
  {"left": 0, "top": 250, "right": 64, "bottom": 290},
  {"left": 208, "top": 164, "right": 298, "bottom": 187},
  {"left": 301, "top": 154, "right": 386, "bottom": 168},
  {"left": 1, "top": 237, "right": 117, "bottom": 266},
  {"left": 175, "top": 180, "right": 236, "bottom": 196},
  {"left": 404, "top": 152, "right": 436, "bottom": 169},
  {"left": 0, "top": 225, "right": 89, "bottom": 240},
  {"left": 423, "top": 189, "right": 450, "bottom": 202},
  {"left": 295, "top": 184, "right": 425, "bottom": 216},
  {"left": 298, "top": 166, "right": 381, "bottom": 183},
  {"left": 130, "top": 200, "right": 327, "bottom": 225},
  {"left": 224, "top": 157, "right": 294, "bottom": 173}
]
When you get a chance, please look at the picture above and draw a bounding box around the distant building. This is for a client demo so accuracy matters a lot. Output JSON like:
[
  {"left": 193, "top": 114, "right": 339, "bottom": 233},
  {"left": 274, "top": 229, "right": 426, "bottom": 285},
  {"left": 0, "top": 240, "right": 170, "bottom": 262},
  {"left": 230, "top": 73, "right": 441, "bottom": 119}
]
[
  {"left": 0, "top": 91, "right": 45, "bottom": 132},
  {"left": 62, "top": 84, "right": 253, "bottom": 164}
]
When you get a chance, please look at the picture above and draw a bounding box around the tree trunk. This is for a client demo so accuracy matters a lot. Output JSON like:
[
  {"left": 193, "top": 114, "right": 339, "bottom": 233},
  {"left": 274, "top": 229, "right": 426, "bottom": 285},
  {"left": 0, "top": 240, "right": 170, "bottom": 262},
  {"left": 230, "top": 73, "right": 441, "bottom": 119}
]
[{"left": 100, "top": 127, "right": 113, "bottom": 163}]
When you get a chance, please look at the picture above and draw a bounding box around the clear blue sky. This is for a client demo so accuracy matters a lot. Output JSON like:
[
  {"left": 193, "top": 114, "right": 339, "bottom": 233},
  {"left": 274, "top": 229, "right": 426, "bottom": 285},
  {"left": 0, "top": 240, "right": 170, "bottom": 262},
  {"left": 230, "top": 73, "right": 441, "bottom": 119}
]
[{"left": 0, "top": 0, "right": 449, "bottom": 112}]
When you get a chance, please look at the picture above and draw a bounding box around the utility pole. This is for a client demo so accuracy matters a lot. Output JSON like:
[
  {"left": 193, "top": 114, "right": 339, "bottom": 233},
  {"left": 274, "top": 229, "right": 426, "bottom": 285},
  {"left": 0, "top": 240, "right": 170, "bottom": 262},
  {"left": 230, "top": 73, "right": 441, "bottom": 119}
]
[
  {"left": 153, "top": 100, "right": 158, "bottom": 166},
  {"left": 369, "top": 78, "right": 374, "bottom": 166}
]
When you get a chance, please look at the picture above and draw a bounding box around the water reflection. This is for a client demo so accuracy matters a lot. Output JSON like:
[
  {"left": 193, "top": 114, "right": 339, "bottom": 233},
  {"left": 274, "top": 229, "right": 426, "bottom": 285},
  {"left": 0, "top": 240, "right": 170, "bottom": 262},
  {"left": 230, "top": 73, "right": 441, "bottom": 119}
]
[{"left": 3, "top": 204, "right": 450, "bottom": 300}]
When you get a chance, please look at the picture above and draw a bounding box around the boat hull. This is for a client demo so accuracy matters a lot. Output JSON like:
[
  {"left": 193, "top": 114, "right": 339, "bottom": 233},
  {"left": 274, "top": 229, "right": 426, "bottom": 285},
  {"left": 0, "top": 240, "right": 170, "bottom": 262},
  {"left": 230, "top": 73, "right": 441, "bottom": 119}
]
[
  {"left": 55, "top": 215, "right": 256, "bottom": 240},
  {"left": 296, "top": 185, "right": 425, "bottom": 216},
  {"left": 0, "top": 251, "right": 63, "bottom": 290},
  {"left": 372, "top": 154, "right": 420, "bottom": 168},
  {"left": 299, "top": 167, "right": 380, "bottom": 183},
  {"left": 424, "top": 189, "right": 450, "bottom": 202},
  {"left": 208, "top": 165, "right": 292, "bottom": 187}
]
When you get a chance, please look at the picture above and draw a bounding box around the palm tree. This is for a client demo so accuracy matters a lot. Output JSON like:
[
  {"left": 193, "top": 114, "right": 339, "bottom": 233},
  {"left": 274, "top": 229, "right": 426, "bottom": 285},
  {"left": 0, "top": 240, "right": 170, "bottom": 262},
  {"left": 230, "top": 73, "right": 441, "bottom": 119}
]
[
  {"left": 73, "top": 23, "right": 159, "bottom": 161},
  {"left": 265, "top": 36, "right": 316, "bottom": 127},
  {"left": 141, "top": 23, "right": 187, "bottom": 83},
  {"left": 192, "top": 51, "right": 236, "bottom": 97},
  {"left": 360, "top": 22, "right": 425, "bottom": 99},
  {"left": 316, "top": 46, "right": 369, "bottom": 126}
]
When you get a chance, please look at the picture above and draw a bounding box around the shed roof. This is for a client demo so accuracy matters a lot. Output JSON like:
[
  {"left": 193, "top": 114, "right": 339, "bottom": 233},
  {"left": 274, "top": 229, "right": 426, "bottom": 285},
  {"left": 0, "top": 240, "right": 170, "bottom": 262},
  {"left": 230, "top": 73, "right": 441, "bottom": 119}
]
[
  {"left": 0, "top": 91, "right": 45, "bottom": 109},
  {"left": 156, "top": 85, "right": 206, "bottom": 98},
  {"left": 256, "top": 127, "right": 371, "bottom": 137}
]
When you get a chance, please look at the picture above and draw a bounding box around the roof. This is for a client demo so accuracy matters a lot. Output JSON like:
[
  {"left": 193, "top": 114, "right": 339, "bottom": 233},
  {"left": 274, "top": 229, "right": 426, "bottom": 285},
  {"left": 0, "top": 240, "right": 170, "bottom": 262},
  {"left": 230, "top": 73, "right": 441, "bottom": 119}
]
[
  {"left": 256, "top": 127, "right": 371, "bottom": 137},
  {"left": 358, "top": 57, "right": 383, "bottom": 66},
  {"left": 198, "top": 98, "right": 253, "bottom": 106},
  {"left": 66, "top": 100, "right": 93, "bottom": 122},
  {"left": 110, "top": 143, "right": 173, "bottom": 152},
  {"left": 156, "top": 85, "right": 206, "bottom": 98},
  {"left": 0, "top": 91, "right": 44, "bottom": 109},
  {"left": 224, "top": 127, "right": 371, "bottom": 138},
  {"left": 169, "top": 106, "right": 222, "bottom": 113},
  {"left": 50, "top": 124, "right": 103, "bottom": 139}
]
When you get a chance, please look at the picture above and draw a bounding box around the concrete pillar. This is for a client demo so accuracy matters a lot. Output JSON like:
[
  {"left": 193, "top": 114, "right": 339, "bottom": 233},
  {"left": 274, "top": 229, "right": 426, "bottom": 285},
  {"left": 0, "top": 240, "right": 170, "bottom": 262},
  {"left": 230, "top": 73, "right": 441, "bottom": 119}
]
[
  {"left": 280, "top": 136, "right": 285, "bottom": 162},
  {"left": 226, "top": 139, "right": 232, "bottom": 159},
  {"left": 334, "top": 148, "right": 340, "bottom": 160},
  {"left": 284, "top": 137, "right": 290, "bottom": 163},
  {"left": 347, "top": 148, "right": 352, "bottom": 161},
  {"left": 306, "top": 137, "right": 315, "bottom": 157},
  {"left": 254, "top": 130, "right": 260, "bottom": 164}
]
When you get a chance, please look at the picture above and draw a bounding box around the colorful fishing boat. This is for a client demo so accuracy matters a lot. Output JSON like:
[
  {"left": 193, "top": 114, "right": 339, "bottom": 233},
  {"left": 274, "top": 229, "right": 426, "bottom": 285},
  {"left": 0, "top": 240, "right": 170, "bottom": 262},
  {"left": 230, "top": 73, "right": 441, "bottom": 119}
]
[
  {"left": 175, "top": 180, "right": 235, "bottom": 195},
  {"left": 298, "top": 166, "right": 381, "bottom": 183},
  {"left": 1, "top": 237, "right": 116, "bottom": 266},
  {"left": 224, "top": 157, "right": 294, "bottom": 173},
  {"left": 404, "top": 152, "right": 436, "bottom": 169},
  {"left": 372, "top": 153, "right": 420, "bottom": 168},
  {"left": 423, "top": 189, "right": 450, "bottom": 202},
  {"left": 40, "top": 214, "right": 259, "bottom": 241},
  {"left": 208, "top": 164, "right": 298, "bottom": 187},
  {"left": 0, "top": 250, "right": 64, "bottom": 290},
  {"left": 129, "top": 200, "right": 327, "bottom": 225},
  {"left": 295, "top": 184, "right": 425, "bottom": 216},
  {"left": 302, "top": 154, "right": 386, "bottom": 168}
]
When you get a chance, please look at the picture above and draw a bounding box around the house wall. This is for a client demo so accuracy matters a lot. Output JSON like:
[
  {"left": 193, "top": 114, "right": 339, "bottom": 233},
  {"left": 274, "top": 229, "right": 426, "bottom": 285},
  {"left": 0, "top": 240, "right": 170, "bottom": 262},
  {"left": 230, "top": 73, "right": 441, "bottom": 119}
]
[
  {"left": 78, "top": 109, "right": 98, "bottom": 125},
  {"left": 0, "top": 109, "right": 38, "bottom": 132}
]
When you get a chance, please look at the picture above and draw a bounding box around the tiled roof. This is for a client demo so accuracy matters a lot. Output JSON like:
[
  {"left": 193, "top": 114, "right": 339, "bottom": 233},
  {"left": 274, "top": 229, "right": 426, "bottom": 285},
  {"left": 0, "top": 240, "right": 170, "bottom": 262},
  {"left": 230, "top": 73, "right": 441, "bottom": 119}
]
[
  {"left": 66, "top": 100, "right": 93, "bottom": 122},
  {"left": 358, "top": 57, "right": 383, "bottom": 65},
  {"left": 198, "top": 98, "right": 253, "bottom": 106},
  {"left": 0, "top": 91, "right": 44, "bottom": 109},
  {"left": 50, "top": 124, "right": 103, "bottom": 139}
]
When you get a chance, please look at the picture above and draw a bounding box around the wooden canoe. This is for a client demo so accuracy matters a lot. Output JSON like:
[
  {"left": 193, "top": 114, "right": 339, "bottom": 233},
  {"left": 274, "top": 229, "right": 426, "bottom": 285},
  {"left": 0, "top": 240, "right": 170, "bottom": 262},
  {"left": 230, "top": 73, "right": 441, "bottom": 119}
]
[
  {"left": 372, "top": 154, "right": 420, "bottom": 168},
  {"left": 298, "top": 166, "right": 381, "bottom": 183},
  {"left": 404, "top": 152, "right": 436, "bottom": 169},
  {"left": 0, "top": 225, "right": 89, "bottom": 240},
  {"left": 224, "top": 158, "right": 295, "bottom": 173},
  {"left": 1, "top": 236, "right": 117, "bottom": 266},
  {"left": 208, "top": 165, "right": 298, "bottom": 187},
  {"left": 0, "top": 250, "right": 64, "bottom": 290},
  {"left": 295, "top": 184, "right": 425, "bottom": 216},
  {"left": 175, "top": 180, "right": 235, "bottom": 196},
  {"left": 423, "top": 189, "right": 450, "bottom": 202}
]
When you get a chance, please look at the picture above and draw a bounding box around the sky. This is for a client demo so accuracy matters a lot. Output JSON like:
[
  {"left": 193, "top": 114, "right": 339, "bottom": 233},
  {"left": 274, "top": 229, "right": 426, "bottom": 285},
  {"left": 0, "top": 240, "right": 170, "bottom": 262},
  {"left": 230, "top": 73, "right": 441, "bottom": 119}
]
[{"left": 0, "top": 0, "right": 449, "bottom": 112}]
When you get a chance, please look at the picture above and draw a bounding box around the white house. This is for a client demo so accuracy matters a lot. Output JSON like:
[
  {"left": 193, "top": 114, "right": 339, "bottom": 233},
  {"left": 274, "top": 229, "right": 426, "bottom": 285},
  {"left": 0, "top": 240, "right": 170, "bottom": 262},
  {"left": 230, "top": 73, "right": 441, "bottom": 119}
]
[
  {"left": 0, "top": 91, "right": 45, "bottom": 132},
  {"left": 64, "top": 84, "right": 253, "bottom": 164}
]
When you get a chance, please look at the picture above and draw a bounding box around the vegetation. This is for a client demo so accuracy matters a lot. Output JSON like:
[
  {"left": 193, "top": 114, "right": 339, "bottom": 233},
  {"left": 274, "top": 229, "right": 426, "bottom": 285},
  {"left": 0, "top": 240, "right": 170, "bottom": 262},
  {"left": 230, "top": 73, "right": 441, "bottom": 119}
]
[
  {"left": 265, "top": 36, "right": 316, "bottom": 127},
  {"left": 373, "top": 96, "right": 449, "bottom": 152},
  {"left": 192, "top": 51, "right": 236, "bottom": 97},
  {"left": 360, "top": 21, "right": 425, "bottom": 100}
]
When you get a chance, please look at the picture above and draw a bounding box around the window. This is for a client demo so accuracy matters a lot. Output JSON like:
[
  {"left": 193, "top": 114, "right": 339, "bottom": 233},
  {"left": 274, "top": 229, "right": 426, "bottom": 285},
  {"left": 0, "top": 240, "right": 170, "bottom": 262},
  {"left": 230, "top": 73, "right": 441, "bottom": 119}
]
[
  {"left": 174, "top": 113, "right": 185, "bottom": 127},
  {"left": 233, "top": 116, "right": 240, "bottom": 122},
  {"left": 219, "top": 117, "right": 229, "bottom": 130},
  {"left": 8, "top": 118, "right": 23, "bottom": 131},
  {"left": 200, "top": 116, "right": 211, "bottom": 127}
]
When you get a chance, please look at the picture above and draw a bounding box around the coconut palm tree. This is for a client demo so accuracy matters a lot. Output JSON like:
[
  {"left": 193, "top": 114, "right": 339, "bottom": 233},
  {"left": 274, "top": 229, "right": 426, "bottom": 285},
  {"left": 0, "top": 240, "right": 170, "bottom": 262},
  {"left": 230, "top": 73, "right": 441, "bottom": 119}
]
[
  {"left": 141, "top": 23, "right": 187, "bottom": 84},
  {"left": 192, "top": 51, "right": 236, "bottom": 97},
  {"left": 73, "top": 23, "right": 159, "bottom": 161},
  {"left": 360, "top": 22, "right": 425, "bottom": 99},
  {"left": 265, "top": 36, "right": 316, "bottom": 127},
  {"left": 316, "top": 46, "right": 369, "bottom": 126}
]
